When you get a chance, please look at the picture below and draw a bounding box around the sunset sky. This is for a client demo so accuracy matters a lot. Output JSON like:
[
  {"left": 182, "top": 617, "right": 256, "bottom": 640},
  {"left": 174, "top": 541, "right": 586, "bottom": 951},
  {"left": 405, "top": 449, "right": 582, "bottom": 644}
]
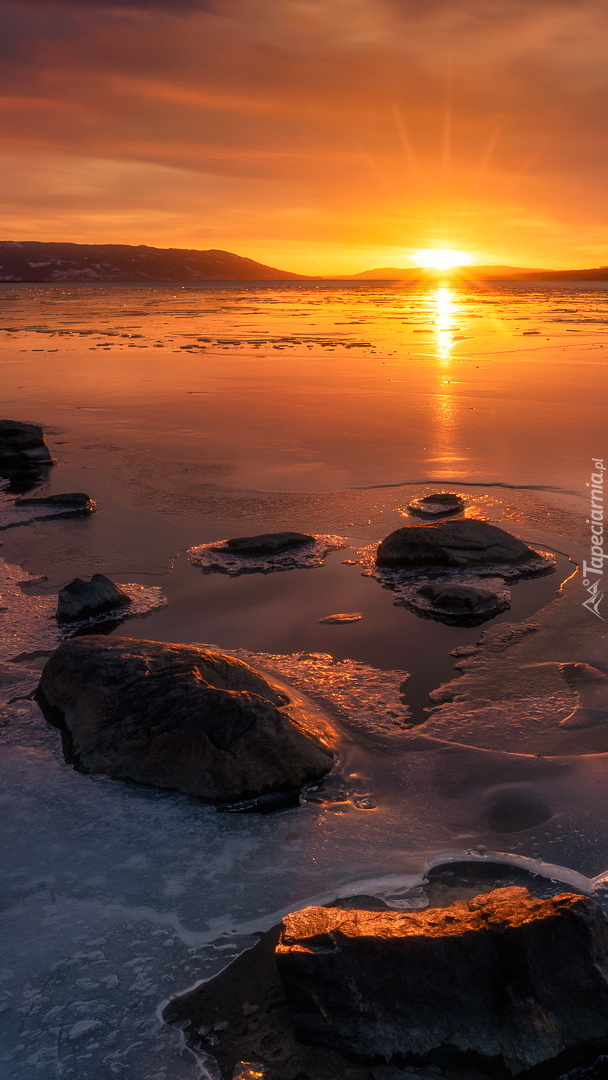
[{"left": 1, "top": 0, "right": 607, "bottom": 274}]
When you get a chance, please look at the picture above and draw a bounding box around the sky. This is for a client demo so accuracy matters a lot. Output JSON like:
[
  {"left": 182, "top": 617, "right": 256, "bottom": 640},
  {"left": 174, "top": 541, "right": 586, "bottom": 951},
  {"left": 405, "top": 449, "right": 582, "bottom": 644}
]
[{"left": 1, "top": 0, "right": 608, "bottom": 274}]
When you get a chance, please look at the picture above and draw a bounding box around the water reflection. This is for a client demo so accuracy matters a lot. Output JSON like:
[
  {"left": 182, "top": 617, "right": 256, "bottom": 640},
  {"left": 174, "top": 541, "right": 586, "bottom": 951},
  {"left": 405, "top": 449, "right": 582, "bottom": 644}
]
[
  {"left": 427, "top": 286, "right": 464, "bottom": 473},
  {"left": 434, "top": 285, "right": 455, "bottom": 364}
]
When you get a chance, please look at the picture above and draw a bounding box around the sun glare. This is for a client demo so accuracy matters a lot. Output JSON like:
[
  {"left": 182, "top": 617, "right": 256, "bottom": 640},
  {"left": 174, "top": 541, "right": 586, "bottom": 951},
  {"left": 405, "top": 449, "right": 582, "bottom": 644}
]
[{"left": 414, "top": 249, "right": 474, "bottom": 270}]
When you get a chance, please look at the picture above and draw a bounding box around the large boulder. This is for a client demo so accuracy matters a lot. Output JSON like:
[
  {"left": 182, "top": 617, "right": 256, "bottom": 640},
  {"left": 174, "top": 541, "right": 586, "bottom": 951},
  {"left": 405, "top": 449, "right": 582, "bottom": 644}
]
[
  {"left": 56, "top": 574, "right": 131, "bottom": 623},
  {"left": 376, "top": 519, "right": 539, "bottom": 569},
  {"left": 276, "top": 887, "right": 608, "bottom": 1075},
  {"left": 0, "top": 419, "right": 53, "bottom": 470},
  {"left": 35, "top": 636, "right": 333, "bottom": 806}
]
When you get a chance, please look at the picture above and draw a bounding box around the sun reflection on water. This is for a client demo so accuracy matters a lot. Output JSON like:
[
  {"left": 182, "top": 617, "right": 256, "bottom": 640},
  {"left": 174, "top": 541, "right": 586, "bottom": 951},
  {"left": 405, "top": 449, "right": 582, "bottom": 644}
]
[
  {"left": 428, "top": 285, "right": 465, "bottom": 474},
  {"left": 434, "top": 285, "right": 455, "bottom": 364}
]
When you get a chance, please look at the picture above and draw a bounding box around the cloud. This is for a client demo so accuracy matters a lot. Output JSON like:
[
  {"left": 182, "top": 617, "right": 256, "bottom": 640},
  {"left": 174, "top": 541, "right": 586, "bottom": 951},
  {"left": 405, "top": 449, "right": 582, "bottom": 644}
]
[{"left": 0, "top": 0, "right": 607, "bottom": 269}]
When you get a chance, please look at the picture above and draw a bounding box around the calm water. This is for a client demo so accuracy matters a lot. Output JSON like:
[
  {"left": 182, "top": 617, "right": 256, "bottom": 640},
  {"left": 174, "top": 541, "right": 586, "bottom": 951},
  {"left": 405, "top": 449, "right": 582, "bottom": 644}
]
[{"left": 0, "top": 281, "right": 607, "bottom": 1078}]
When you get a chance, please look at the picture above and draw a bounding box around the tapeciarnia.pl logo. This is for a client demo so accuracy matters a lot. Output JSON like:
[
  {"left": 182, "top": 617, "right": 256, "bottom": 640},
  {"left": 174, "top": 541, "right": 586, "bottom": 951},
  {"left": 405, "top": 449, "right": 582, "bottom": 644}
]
[{"left": 582, "top": 458, "right": 605, "bottom": 620}]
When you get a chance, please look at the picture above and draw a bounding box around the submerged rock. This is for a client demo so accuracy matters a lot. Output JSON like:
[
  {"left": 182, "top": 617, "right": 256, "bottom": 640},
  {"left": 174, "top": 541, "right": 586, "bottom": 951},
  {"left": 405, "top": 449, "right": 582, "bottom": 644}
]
[
  {"left": 56, "top": 574, "right": 132, "bottom": 623},
  {"left": 35, "top": 636, "right": 333, "bottom": 806},
  {"left": 413, "top": 582, "right": 510, "bottom": 625},
  {"left": 407, "top": 492, "right": 465, "bottom": 517},
  {"left": 276, "top": 887, "right": 608, "bottom": 1076},
  {"left": 219, "top": 532, "right": 315, "bottom": 554},
  {"left": 376, "top": 519, "right": 541, "bottom": 569},
  {"left": 0, "top": 419, "right": 53, "bottom": 470}
]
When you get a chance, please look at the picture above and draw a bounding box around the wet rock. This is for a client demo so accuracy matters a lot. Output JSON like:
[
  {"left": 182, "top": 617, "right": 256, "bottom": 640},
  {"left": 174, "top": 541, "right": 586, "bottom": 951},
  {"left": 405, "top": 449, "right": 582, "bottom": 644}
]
[
  {"left": 0, "top": 419, "right": 53, "bottom": 470},
  {"left": 276, "top": 887, "right": 608, "bottom": 1075},
  {"left": 56, "top": 574, "right": 132, "bottom": 623},
  {"left": 407, "top": 492, "right": 465, "bottom": 517},
  {"left": 15, "top": 492, "right": 95, "bottom": 511},
  {"left": 413, "top": 583, "right": 509, "bottom": 625},
  {"left": 35, "top": 636, "right": 333, "bottom": 806},
  {"left": 376, "top": 520, "right": 539, "bottom": 569},
  {"left": 559, "top": 663, "right": 608, "bottom": 729},
  {"left": 219, "top": 532, "right": 315, "bottom": 554}
]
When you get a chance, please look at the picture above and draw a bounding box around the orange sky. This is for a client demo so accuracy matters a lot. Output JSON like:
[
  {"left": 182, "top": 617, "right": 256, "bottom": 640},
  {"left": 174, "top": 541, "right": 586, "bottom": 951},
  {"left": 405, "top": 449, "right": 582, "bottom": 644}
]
[{"left": 1, "top": 0, "right": 608, "bottom": 274}]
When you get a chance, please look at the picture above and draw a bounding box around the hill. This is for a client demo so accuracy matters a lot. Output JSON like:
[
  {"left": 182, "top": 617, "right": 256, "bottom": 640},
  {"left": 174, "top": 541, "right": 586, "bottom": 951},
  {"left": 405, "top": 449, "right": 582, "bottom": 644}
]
[
  {"left": 346, "top": 264, "right": 608, "bottom": 281},
  {"left": 0, "top": 241, "right": 306, "bottom": 282}
]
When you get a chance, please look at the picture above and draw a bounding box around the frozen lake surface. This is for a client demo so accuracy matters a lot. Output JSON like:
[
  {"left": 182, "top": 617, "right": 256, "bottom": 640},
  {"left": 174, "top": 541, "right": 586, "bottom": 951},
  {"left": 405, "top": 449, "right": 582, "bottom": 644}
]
[{"left": 0, "top": 280, "right": 607, "bottom": 1077}]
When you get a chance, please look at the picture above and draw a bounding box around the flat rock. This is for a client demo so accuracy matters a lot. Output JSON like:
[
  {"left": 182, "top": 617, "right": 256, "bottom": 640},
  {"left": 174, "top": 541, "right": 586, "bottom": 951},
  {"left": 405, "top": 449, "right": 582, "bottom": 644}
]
[
  {"left": 15, "top": 492, "right": 94, "bottom": 510},
  {"left": 220, "top": 531, "right": 315, "bottom": 554},
  {"left": 0, "top": 419, "right": 53, "bottom": 469},
  {"left": 276, "top": 887, "right": 608, "bottom": 1075},
  {"left": 318, "top": 612, "right": 363, "bottom": 624},
  {"left": 407, "top": 492, "right": 465, "bottom": 517},
  {"left": 56, "top": 574, "right": 132, "bottom": 623},
  {"left": 35, "top": 636, "right": 333, "bottom": 806},
  {"left": 376, "top": 520, "right": 539, "bottom": 569}
]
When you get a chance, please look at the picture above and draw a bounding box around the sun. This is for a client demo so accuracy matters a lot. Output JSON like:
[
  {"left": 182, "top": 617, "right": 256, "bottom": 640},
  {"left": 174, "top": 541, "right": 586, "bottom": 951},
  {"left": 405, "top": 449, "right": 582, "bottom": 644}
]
[{"left": 414, "top": 248, "right": 474, "bottom": 270}]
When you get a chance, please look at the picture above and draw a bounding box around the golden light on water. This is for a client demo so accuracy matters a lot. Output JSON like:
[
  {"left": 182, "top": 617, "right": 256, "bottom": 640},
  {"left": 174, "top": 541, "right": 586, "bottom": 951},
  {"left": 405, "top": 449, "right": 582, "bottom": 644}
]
[
  {"left": 414, "top": 249, "right": 474, "bottom": 270},
  {"left": 434, "top": 285, "right": 455, "bottom": 363}
]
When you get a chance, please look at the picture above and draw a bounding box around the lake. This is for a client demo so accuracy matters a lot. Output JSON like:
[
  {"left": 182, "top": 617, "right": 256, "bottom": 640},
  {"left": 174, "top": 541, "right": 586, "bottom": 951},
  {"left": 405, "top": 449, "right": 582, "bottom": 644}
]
[{"left": 1, "top": 280, "right": 607, "bottom": 1078}]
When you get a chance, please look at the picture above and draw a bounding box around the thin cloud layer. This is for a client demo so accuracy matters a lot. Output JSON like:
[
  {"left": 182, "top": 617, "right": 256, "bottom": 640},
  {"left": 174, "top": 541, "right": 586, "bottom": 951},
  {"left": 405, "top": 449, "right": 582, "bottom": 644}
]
[{"left": 1, "top": 0, "right": 607, "bottom": 271}]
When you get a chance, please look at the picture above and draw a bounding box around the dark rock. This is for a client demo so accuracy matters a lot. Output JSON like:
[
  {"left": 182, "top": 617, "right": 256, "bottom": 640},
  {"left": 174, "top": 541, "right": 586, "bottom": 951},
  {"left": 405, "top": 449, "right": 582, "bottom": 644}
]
[
  {"left": 418, "top": 583, "right": 500, "bottom": 610},
  {"left": 15, "top": 492, "right": 95, "bottom": 510},
  {"left": 376, "top": 520, "right": 539, "bottom": 569},
  {"left": 413, "top": 583, "right": 510, "bottom": 625},
  {"left": 0, "top": 419, "right": 53, "bottom": 470},
  {"left": 408, "top": 492, "right": 465, "bottom": 517},
  {"left": 276, "top": 887, "right": 608, "bottom": 1075},
  {"left": 220, "top": 532, "right": 315, "bottom": 554},
  {"left": 56, "top": 574, "right": 131, "bottom": 623},
  {"left": 35, "top": 636, "right": 333, "bottom": 806}
]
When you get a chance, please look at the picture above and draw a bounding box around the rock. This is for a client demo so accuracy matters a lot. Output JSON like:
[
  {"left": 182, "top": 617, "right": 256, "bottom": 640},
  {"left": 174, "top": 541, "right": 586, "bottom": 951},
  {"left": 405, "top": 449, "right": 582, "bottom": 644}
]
[
  {"left": 15, "top": 492, "right": 95, "bottom": 510},
  {"left": 407, "top": 492, "right": 465, "bottom": 517},
  {"left": 413, "top": 583, "right": 509, "bottom": 625},
  {"left": 559, "top": 663, "right": 608, "bottom": 729},
  {"left": 56, "top": 574, "right": 131, "bottom": 623},
  {"left": 318, "top": 613, "right": 363, "bottom": 624},
  {"left": 219, "top": 532, "right": 315, "bottom": 554},
  {"left": 35, "top": 636, "right": 333, "bottom": 806},
  {"left": 0, "top": 419, "right": 53, "bottom": 470},
  {"left": 376, "top": 520, "right": 539, "bottom": 569},
  {"left": 276, "top": 887, "right": 608, "bottom": 1076}
]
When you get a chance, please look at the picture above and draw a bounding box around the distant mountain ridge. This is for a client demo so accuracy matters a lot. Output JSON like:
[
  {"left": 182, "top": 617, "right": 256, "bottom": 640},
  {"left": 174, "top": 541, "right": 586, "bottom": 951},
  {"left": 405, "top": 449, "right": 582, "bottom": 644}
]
[
  {"left": 347, "top": 264, "right": 608, "bottom": 281},
  {"left": 1, "top": 241, "right": 607, "bottom": 282},
  {"left": 0, "top": 241, "right": 306, "bottom": 282}
]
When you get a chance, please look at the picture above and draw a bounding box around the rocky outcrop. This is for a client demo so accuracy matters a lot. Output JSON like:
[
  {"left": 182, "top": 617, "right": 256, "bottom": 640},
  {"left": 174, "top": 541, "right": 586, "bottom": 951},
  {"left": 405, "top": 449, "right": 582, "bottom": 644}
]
[
  {"left": 35, "top": 636, "right": 333, "bottom": 807},
  {"left": 376, "top": 519, "right": 540, "bottom": 569},
  {"left": 56, "top": 574, "right": 131, "bottom": 623},
  {"left": 0, "top": 419, "right": 53, "bottom": 470},
  {"left": 407, "top": 492, "right": 465, "bottom": 517},
  {"left": 218, "top": 532, "right": 315, "bottom": 554},
  {"left": 276, "top": 887, "right": 608, "bottom": 1075}
]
